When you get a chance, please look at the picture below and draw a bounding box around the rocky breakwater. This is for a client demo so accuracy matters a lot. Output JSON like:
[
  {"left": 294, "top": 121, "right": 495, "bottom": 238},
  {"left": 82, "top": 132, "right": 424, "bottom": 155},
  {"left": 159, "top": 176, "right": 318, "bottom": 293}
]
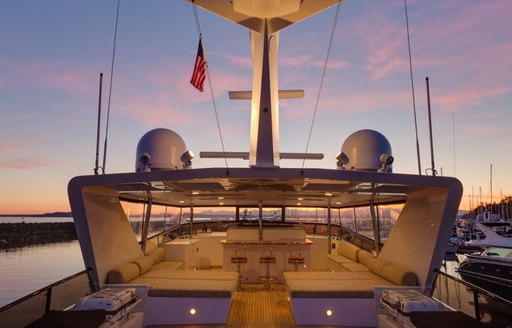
[{"left": 0, "top": 222, "right": 77, "bottom": 250}]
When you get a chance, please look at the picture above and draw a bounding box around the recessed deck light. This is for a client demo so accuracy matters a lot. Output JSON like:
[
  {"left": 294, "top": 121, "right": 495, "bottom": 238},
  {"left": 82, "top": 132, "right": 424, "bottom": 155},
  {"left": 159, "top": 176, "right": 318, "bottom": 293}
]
[
  {"left": 326, "top": 309, "right": 333, "bottom": 316},
  {"left": 189, "top": 308, "right": 197, "bottom": 315}
]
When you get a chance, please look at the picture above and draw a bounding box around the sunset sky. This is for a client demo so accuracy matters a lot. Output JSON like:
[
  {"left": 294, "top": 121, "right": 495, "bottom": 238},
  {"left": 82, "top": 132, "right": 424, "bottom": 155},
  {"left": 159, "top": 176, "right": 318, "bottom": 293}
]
[{"left": 1, "top": 0, "right": 511, "bottom": 214}]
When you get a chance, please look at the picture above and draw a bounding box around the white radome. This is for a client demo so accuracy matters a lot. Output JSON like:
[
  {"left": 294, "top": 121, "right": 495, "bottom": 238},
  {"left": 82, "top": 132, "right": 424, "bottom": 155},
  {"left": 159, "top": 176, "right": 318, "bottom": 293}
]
[
  {"left": 135, "top": 128, "right": 188, "bottom": 172},
  {"left": 339, "top": 129, "right": 393, "bottom": 172}
]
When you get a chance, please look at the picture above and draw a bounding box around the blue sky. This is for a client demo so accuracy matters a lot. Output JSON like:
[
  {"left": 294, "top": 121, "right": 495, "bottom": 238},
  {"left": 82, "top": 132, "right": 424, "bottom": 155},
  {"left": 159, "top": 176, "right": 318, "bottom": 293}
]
[{"left": 1, "top": 0, "right": 511, "bottom": 214}]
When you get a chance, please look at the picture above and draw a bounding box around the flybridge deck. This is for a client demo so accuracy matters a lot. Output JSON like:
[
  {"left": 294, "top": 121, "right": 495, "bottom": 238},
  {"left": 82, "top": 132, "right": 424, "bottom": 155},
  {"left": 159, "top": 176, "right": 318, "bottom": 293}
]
[
  {"left": 68, "top": 165, "right": 462, "bottom": 326},
  {"left": 66, "top": 0, "right": 465, "bottom": 326},
  {"left": 69, "top": 166, "right": 462, "bottom": 293}
]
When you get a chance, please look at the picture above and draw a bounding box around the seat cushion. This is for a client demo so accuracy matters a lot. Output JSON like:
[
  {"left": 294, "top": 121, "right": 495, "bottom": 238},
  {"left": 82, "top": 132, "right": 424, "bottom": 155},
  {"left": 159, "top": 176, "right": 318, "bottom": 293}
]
[
  {"left": 106, "top": 262, "right": 140, "bottom": 284},
  {"left": 357, "top": 250, "right": 375, "bottom": 266},
  {"left": 132, "top": 255, "right": 153, "bottom": 274},
  {"left": 337, "top": 239, "right": 360, "bottom": 262},
  {"left": 147, "top": 247, "right": 165, "bottom": 265}
]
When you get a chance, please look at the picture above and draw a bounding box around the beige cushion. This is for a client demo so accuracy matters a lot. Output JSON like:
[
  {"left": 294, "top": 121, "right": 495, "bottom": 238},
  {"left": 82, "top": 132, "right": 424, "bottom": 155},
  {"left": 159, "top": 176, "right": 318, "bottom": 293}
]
[
  {"left": 368, "top": 258, "right": 389, "bottom": 276},
  {"left": 152, "top": 260, "right": 185, "bottom": 271},
  {"left": 130, "top": 277, "right": 237, "bottom": 298},
  {"left": 147, "top": 247, "right": 165, "bottom": 265},
  {"left": 142, "top": 270, "right": 239, "bottom": 280},
  {"left": 106, "top": 262, "right": 140, "bottom": 284},
  {"left": 283, "top": 271, "right": 378, "bottom": 281},
  {"left": 357, "top": 250, "right": 375, "bottom": 266},
  {"left": 380, "top": 263, "right": 418, "bottom": 286},
  {"left": 132, "top": 255, "right": 153, "bottom": 274},
  {"left": 326, "top": 253, "right": 355, "bottom": 265},
  {"left": 285, "top": 277, "right": 394, "bottom": 298},
  {"left": 337, "top": 240, "right": 360, "bottom": 262},
  {"left": 144, "top": 239, "right": 158, "bottom": 255},
  {"left": 339, "top": 262, "right": 370, "bottom": 272}
]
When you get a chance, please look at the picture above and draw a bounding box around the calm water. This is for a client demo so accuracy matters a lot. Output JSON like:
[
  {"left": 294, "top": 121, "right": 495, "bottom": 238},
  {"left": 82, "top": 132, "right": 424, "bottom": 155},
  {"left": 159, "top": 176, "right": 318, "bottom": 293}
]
[
  {"left": 0, "top": 241, "right": 84, "bottom": 308},
  {"left": 0, "top": 217, "right": 83, "bottom": 308}
]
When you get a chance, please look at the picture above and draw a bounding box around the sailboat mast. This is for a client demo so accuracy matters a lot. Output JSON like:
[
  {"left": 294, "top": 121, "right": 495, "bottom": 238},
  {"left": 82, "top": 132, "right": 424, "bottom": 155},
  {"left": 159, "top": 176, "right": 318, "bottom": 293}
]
[{"left": 490, "top": 163, "right": 493, "bottom": 206}]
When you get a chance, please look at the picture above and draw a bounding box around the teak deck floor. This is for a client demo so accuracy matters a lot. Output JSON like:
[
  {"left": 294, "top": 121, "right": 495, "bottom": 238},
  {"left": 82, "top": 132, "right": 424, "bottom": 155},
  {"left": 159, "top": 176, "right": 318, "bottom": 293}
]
[
  {"left": 150, "top": 283, "right": 297, "bottom": 328},
  {"left": 227, "top": 283, "right": 295, "bottom": 326}
]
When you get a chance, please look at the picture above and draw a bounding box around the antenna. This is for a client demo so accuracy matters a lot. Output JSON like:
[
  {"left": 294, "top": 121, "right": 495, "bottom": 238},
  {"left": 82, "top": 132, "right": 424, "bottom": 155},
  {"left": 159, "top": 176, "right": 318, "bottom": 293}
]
[
  {"left": 426, "top": 77, "right": 436, "bottom": 176},
  {"left": 94, "top": 73, "right": 103, "bottom": 175}
]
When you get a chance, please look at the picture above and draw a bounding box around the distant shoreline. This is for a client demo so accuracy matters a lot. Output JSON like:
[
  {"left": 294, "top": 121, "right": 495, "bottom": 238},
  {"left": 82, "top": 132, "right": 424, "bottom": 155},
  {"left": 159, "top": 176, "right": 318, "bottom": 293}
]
[{"left": 0, "top": 212, "right": 72, "bottom": 218}]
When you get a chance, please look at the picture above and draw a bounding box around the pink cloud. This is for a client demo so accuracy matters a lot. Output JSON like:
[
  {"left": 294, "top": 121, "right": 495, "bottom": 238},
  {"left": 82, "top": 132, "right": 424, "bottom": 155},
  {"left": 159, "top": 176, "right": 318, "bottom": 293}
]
[
  {"left": 281, "top": 84, "right": 413, "bottom": 121},
  {"left": 280, "top": 55, "right": 350, "bottom": 69},
  {"left": 0, "top": 57, "right": 97, "bottom": 92},
  {"left": 224, "top": 54, "right": 251, "bottom": 67},
  {"left": 113, "top": 62, "right": 251, "bottom": 126},
  {"left": 463, "top": 124, "right": 507, "bottom": 136},
  {"left": 346, "top": 8, "right": 409, "bottom": 80},
  {"left": 347, "top": 1, "right": 512, "bottom": 116},
  {"left": 224, "top": 53, "right": 350, "bottom": 70},
  {"left": 436, "top": 85, "right": 511, "bottom": 112},
  {"left": 0, "top": 158, "right": 52, "bottom": 169}
]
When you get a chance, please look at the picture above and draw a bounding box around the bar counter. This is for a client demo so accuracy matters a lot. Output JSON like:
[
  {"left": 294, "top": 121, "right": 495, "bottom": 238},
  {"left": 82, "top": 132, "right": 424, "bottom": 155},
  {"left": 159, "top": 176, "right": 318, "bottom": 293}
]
[{"left": 221, "top": 227, "right": 313, "bottom": 283}]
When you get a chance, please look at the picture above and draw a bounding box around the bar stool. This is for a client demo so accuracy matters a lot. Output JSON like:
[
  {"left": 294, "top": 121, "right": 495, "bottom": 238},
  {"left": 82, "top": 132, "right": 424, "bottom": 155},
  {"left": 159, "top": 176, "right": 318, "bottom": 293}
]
[
  {"left": 259, "top": 244, "right": 276, "bottom": 290},
  {"left": 288, "top": 245, "right": 305, "bottom": 271},
  {"left": 230, "top": 243, "right": 248, "bottom": 290}
]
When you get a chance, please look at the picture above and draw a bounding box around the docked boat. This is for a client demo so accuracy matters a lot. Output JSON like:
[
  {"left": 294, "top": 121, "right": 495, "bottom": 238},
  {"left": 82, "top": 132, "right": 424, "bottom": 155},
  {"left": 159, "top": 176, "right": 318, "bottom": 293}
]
[
  {"left": 463, "top": 223, "right": 512, "bottom": 249},
  {"left": 458, "top": 247, "right": 512, "bottom": 300},
  {"left": 0, "top": 1, "right": 474, "bottom": 327}
]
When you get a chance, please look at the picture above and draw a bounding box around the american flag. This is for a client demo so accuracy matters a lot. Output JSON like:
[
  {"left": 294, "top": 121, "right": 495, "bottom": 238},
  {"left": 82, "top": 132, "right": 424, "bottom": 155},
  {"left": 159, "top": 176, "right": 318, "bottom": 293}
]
[{"left": 190, "top": 38, "right": 206, "bottom": 92}]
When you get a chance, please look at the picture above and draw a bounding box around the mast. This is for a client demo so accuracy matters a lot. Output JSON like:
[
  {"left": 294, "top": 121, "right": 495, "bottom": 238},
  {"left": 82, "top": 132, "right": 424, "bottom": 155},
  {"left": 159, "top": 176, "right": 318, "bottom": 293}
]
[
  {"left": 188, "top": 0, "right": 341, "bottom": 167},
  {"left": 490, "top": 163, "right": 493, "bottom": 206}
]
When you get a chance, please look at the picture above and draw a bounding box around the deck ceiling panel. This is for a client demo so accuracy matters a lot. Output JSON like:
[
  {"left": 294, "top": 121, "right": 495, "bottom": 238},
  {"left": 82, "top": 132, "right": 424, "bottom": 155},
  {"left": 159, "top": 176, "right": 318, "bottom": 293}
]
[
  {"left": 80, "top": 167, "right": 445, "bottom": 209},
  {"left": 117, "top": 185, "right": 406, "bottom": 208}
]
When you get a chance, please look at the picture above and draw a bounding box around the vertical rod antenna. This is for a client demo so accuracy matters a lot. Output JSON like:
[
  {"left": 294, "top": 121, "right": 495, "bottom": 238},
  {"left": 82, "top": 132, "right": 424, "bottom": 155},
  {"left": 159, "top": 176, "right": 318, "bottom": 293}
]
[
  {"left": 94, "top": 73, "right": 103, "bottom": 175},
  {"left": 426, "top": 77, "right": 436, "bottom": 176}
]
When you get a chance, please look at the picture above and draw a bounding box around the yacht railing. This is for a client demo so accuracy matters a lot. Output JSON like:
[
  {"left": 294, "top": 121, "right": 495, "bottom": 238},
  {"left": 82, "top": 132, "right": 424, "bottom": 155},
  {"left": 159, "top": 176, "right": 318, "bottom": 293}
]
[
  {"left": 433, "top": 267, "right": 512, "bottom": 327},
  {"left": 0, "top": 269, "right": 94, "bottom": 328}
]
